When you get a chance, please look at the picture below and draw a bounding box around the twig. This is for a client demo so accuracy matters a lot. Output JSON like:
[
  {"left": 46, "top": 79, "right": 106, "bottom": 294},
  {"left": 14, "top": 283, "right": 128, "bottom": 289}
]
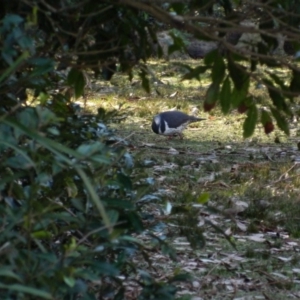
[
  {"left": 273, "top": 163, "right": 299, "bottom": 183},
  {"left": 113, "top": 132, "right": 136, "bottom": 146},
  {"left": 273, "top": 173, "right": 300, "bottom": 184},
  {"left": 77, "top": 221, "right": 126, "bottom": 245}
]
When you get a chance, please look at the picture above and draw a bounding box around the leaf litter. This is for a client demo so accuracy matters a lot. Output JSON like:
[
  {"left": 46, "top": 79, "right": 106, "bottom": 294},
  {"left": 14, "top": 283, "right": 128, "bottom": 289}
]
[
  {"left": 83, "top": 59, "right": 300, "bottom": 299},
  {"left": 118, "top": 125, "right": 300, "bottom": 299}
]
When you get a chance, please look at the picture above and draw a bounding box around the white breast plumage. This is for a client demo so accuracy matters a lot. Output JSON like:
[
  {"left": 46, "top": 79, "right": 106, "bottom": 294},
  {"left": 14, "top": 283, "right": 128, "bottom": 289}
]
[{"left": 162, "top": 121, "right": 187, "bottom": 135}]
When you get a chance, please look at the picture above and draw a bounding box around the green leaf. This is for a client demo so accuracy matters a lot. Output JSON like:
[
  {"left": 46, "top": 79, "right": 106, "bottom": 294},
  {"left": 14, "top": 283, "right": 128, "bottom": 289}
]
[
  {"left": 104, "top": 199, "right": 134, "bottom": 210},
  {"left": 211, "top": 54, "right": 225, "bottom": 84},
  {"left": 127, "top": 211, "right": 144, "bottom": 232},
  {"left": 38, "top": 92, "right": 50, "bottom": 106},
  {"left": 221, "top": 0, "right": 233, "bottom": 13},
  {"left": 36, "top": 106, "right": 58, "bottom": 126},
  {"left": 228, "top": 58, "right": 249, "bottom": 90},
  {"left": 197, "top": 192, "right": 210, "bottom": 204},
  {"left": 169, "top": 273, "right": 192, "bottom": 283},
  {"left": 3, "top": 14, "right": 23, "bottom": 27},
  {"left": 205, "top": 82, "right": 219, "bottom": 104},
  {"left": 31, "top": 230, "right": 53, "bottom": 239},
  {"left": 271, "top": 108, "right": 290, "bottom": 135},
  {"left": 65, "top": 177, "right": 78, "bottom": 198},
  {"left": 0, "top": 141, "right": 36, "bottom": 170},
  {"left": 71, "top": 198, "right": 85, "bottom": 211},
  {"left": 67, "top": 68, "right": 80, "bottom": 85},
  {"left": 90, "top": 154, "right": 110, "bottom": 165},
  {"left": 231, "top": 87, "right": 247, "bottom": 108},
  {"left": 0, "top": 51, "right": 30, "bottom": 83},
  {"left": 186, "top": 227, "right": 206, "bottom": 249},
  {"left": 243, "top": 105, "right": 258, "bottom": 138},
  {"left": 161, "top": 243, "right": 177, "bottom": 260},
  {"left": 5, "top": 155, "right": 35, "bottom": 169},
  {"left": 0, "top": 283, "right": 52, "bottom": 299},
  {"left": 77, "top": 141, "right": 105, "bottom": 156},
  {"left": 91, "top": 262, "right": 119, "bottom": 276},
  {"left": 117, "top": 173, "right": 132, "bottom": 190},
  {"left": 28, "top": 58, "right": 54, "bottom": 78},
  {"left": 168, "top": 32, "right": 185, "bottom": 55},
  {"left": 119, "top": 235, "right": 144, "bottom": 246},
  {"left": 0, "top": 267, "right": 22, "bottom": 282},
  {"left": 220, "top": 76, "right": 231, "bottom": 114},
  {"left": 204, "top": 49, "right": 218, "bottom": 66},
  {"left": 63, "top": 276, "right": 76, "bottom": 287},
  {"left": 181, "top": 65, "right": 209, "bottom": 81},
  {"left": 289, "top": 69, "right": 300, "bottom": 95},
  {"left": 0, "top": 124, "right": 16, "bottom": 149},
  {"left": 170, "top": 3, "right": 186, "bottom": 14},
  {"left": 67, "top": 68, "right": 85, "bottom": 98},
  {"left": 250, "top": 58, "right": 257, "bottom": 72},
  {"left": 264, "top": 79, "right": 288, "bottom": 112},
  {"left": 75, "top": 167, "right": 112, "bottom": 229},
  {"left": 107, "top": 209, "right": 120, "bottom": 224},
  {"left": 17, "top": 107, "right": 39, "bottom": 129},
  {"left": 261, "top": 110, "right": 272, "bottom": 125},
  {"left": 74, "top": 73, "right": 85, "bottom": 99},
  {"left": 139, "top": 69, "right": 150, "bottom": 93}
]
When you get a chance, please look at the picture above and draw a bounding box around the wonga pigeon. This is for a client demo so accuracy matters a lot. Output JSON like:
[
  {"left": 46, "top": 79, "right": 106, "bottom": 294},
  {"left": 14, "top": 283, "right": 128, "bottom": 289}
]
[{"left": 151, "top": 110, "right": 205, "bottom": 139}]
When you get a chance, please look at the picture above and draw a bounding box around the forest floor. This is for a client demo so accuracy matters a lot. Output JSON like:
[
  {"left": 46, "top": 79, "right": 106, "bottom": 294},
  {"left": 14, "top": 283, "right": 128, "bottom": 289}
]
[{"left": 83, "top": 58, "right": 300, "bottom": 299}]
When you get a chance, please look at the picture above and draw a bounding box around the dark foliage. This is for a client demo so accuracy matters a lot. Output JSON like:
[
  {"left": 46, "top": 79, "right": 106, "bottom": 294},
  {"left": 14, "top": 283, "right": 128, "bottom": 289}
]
[{"left": 1, "top": 0, "right": 300, "bottom": 298}]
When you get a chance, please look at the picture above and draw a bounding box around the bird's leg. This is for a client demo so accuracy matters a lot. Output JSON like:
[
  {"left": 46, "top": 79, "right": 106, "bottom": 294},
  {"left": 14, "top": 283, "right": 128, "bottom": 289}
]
[{"left": 179, "top": 132, "right": 184, "bottom": 139}]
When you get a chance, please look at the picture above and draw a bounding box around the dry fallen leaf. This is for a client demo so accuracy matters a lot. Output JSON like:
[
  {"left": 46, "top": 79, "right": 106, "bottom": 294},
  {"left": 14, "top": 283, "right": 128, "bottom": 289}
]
[
  {"left": 169, "top": 91, "right": 178, "bottom": 98},
  {"left": 168, "top": 147, "right": 179, "bottom": 155},
  {"left": 236, "top": 220, "right": 247, "bottom": 232},
  {"left": 247, "top": 234, "right": 266, "bottom": 243}
]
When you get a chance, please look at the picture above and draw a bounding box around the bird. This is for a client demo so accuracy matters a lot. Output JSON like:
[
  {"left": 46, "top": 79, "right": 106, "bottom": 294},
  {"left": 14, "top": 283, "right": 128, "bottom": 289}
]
[{"left": 151, "top": 110, "right": 205, "bottom": 139}]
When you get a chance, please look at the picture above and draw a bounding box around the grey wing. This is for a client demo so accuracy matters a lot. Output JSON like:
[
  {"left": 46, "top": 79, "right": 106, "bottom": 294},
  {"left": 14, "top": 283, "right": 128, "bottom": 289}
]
[{"left": 161, "top": 111, "right": 191, "bottom": 128}]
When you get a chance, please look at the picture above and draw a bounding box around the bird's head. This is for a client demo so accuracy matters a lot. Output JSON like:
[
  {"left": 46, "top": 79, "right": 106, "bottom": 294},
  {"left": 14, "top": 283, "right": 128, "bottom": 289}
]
[{"left": 151, "top": 115, "right": 161, "bottom": 134}]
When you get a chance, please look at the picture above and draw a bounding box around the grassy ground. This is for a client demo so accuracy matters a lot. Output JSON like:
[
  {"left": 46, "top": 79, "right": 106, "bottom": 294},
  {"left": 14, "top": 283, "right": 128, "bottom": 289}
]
[{"left": 82, "top": 58, "right": 300, "bottom": 299}]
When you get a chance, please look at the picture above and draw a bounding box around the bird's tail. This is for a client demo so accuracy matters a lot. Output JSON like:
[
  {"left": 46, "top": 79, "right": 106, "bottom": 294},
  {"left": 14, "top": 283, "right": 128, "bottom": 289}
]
[{"left": 190, "top": 116, "right": 206, "bottom": 123}]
